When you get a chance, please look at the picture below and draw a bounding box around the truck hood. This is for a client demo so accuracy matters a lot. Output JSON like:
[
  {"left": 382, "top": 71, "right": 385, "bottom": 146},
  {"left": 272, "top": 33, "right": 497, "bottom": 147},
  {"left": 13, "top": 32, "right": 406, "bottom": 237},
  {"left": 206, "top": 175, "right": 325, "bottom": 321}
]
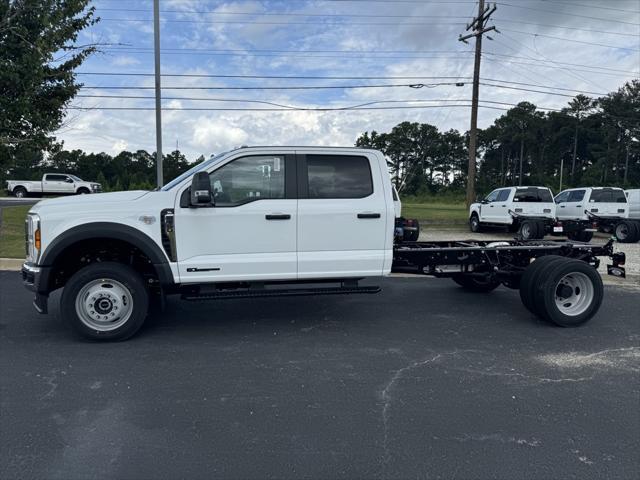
[{"left": 30, "top": 190, "right": 150, "bottom": 211}]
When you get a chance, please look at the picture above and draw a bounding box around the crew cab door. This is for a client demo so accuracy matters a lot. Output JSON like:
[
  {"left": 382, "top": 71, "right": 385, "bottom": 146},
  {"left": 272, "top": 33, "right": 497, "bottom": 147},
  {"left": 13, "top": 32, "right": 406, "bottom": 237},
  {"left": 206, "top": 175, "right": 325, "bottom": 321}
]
[
  {"left": 565, "top": 189, "right": 586, "bottom": 219},
  {"left": 43, "top": 174, "right": 73, "bottom": 193},
  {"left": 478, "top": 189, "right": 500, "bottom": 222},
  {"left": 174, "top": 153, "right": 297, "bottom": 283},
  {"left": 297, "top": 152, "right": 391, "bottom": 278}
]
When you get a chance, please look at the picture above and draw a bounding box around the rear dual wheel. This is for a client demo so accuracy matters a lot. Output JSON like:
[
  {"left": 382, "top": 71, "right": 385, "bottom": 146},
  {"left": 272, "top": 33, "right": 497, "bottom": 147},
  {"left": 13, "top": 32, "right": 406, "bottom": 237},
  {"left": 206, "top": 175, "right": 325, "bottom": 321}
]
[
  {"left": 518, "top": 220, "right": 545, "bottom": 241},
  {"left": 519, "top": 257, "right": 603, "bottom": 327},
  {"left": 614, "top": 221, "right": 640, "bottom": 243}
]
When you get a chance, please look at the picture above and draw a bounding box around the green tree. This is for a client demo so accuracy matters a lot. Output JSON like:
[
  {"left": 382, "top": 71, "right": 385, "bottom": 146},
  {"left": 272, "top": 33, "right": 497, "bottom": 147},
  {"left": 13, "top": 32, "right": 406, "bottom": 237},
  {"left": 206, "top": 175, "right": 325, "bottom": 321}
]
[{"left": 0, "top": 0, "right": 98, "bottom": 184}]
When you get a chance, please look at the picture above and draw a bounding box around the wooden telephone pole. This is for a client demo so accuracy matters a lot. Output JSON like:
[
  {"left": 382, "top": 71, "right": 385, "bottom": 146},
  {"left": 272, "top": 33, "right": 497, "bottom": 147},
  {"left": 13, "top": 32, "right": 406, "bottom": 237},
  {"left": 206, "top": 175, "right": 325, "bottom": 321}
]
[{"left": 459, "top": 1, "right": 496, "bottom": 207}]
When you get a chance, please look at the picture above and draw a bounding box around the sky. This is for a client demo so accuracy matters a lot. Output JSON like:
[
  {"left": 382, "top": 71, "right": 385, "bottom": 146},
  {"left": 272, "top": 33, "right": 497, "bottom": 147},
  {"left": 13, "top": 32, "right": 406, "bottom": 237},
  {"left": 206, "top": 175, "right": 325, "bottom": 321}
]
[{"left": 59, "top": 0, "right": 640, "bottom": 161}]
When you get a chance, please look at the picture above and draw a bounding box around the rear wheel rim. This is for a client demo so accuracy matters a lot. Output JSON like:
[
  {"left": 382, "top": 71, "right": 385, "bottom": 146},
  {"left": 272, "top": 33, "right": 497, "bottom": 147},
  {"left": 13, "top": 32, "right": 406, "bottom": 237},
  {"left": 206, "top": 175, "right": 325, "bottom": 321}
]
[
  {"left": 554, "top": 272, "right": 593, "bottom": 316},
  {"left": 16, "top": 190, "right": 24, "bottom": 198},
  {"left": 616, "top": 224, "right": 628, "bottom": 240},
  {"left": 75, "top": 278, "right": 133, "bottom": 331},
  {"left": 521, "top": 223, "right": 531, "bottom": 239}
]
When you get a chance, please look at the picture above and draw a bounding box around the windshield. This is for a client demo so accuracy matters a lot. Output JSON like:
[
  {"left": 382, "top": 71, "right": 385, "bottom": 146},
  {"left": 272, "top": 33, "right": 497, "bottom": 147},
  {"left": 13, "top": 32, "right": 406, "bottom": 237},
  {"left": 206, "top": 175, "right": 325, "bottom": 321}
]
[
  {"left": 161, "top": 151, "right": 231, "bottom": 191},
  {"left": 69, "top": 174, "right": 83, "bottom": 181}
]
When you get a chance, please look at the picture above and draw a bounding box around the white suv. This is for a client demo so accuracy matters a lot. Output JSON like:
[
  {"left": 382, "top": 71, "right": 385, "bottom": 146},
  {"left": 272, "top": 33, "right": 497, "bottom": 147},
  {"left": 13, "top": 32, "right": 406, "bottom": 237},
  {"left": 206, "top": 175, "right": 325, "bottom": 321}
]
[{"left": 469, "top": 186, "right": 556, "bottom": 239}]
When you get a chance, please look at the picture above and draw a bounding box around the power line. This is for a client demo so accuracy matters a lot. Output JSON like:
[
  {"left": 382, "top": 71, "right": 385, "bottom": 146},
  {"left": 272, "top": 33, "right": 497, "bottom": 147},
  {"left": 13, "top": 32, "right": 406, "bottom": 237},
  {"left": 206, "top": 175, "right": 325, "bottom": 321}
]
[
  {"left": 66, "top": 104, "right": 529, "bottom": 112},
  {"left": 498, "top": 28, "right": 640, "bottom": 51},
  {"left": 497, "top": 2, "right": 640, "bottom": 25},
  {"left": 76, "top": 73, "right": 471, "bottom": 79},
  {"left": 77, "top": 95, "right": 559, "bottom": 110},
  {"left": 539, "top": 0, "right": 640, "bottom": 14},
  {"left": 98, "top": 17, "right": 467, "bottom": 26},
  {"left": 91, "top": 7, "right": 639, "bottom": 36},
  {"left": 79, "top": 82, "right": 463, "bottom": 91}
]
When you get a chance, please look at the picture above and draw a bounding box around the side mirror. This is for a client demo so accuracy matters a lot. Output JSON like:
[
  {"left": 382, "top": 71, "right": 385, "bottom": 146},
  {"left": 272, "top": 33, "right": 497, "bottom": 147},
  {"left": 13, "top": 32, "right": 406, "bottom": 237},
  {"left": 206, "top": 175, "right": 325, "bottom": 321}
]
[
  {"left": 66, "top": 178, "right": 74, "bottom": 183},
  {"left": 190, "top": 171, "right": 213, "bottom": 207},
  {"left": 481, "top": 199, "right": 489, "bottom": 205}
]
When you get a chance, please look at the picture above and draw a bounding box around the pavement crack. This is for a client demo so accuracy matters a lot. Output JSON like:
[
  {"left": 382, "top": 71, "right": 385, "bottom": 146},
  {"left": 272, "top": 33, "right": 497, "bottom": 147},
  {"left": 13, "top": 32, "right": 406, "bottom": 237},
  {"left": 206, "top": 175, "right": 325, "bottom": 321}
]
[
  {"left": 380, "top": 352, "right": 443, "bottom": 465},
  {"left": 39, "top": 368, "right": 65, "bottom": 400}
]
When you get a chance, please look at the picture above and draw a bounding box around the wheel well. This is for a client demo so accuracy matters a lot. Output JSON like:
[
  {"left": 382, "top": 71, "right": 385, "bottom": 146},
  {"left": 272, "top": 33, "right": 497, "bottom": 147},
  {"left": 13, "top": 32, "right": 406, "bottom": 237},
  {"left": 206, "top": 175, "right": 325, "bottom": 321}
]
[
  {"left": 470, "top": 212, "right": 479, "bottom": 219},
  {"left": 48, "top": 238, "right": 160, "bottom": 292},
  {"left": 76, "top": 187, "right": 90, "bottom": 193}
]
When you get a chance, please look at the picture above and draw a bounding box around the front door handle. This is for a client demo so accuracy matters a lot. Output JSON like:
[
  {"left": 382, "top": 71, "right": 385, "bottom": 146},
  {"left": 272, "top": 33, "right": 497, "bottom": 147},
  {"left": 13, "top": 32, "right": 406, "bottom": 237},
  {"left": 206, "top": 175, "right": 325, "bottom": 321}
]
[
  {"left": 357, "top": 213, "right": 381, "bottom": 219},
  {"left": 265, "top": 214, "right": 291, "bottom": 220}
]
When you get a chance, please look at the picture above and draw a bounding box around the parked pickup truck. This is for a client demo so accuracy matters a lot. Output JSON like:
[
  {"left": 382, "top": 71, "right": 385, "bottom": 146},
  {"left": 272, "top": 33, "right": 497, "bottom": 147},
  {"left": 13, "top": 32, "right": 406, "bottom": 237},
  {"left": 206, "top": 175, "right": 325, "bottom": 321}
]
[
  {"left": 555, "top": 187, "right": 639, "bottom": 243},
  {"left": 21, "top": 147, "right": 625, "bottom": 341},
  {"left": 7, "top": 173, "right": 102, "bottom": 198},
  {"left": 468, "top": 186, "right": 558, "bottom": 240}
]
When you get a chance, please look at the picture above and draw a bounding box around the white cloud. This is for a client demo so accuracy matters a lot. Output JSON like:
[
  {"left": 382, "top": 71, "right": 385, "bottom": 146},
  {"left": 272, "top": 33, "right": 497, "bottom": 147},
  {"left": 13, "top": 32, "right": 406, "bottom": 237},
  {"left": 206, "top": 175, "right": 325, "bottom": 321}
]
[{"left": 111, "top": 56, "right": 141, "bottom": 67}]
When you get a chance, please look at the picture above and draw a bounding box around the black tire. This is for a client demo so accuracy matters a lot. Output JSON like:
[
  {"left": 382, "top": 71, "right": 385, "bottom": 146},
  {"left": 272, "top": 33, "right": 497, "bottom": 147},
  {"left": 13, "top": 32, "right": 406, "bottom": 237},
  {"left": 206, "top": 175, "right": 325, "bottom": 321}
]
[
  {"left": 61, "top": 262, "right": 149, "bottom": 341},
  {"left": 452, "top": 274, "right": 501, "bottom": 293},
  {"left": 614, "top": 220, "right": 638, "bottom": 243},
  {"left": 568, "top": 230, "right": 594, "bottom": 242},
  {"left": 13, "top": 187, "right": 27, "bottom": 198},
  {"left": 518, "top": 220, "right": 540, "bottom": 241},
  {"left": 469, "top": 214, "right": 482, "bottom": 233},
  {"left": 76, "top": 187, "right": 90, "bottom": 195},
  {"left": 535, "top": 220, "right": 546, "bottom": 239},
  {"left": 532, "top": 259, "right": 603, "bottom": 327},
  {"left": 519, "top": 255, "right": 567, "bottom": 314}
]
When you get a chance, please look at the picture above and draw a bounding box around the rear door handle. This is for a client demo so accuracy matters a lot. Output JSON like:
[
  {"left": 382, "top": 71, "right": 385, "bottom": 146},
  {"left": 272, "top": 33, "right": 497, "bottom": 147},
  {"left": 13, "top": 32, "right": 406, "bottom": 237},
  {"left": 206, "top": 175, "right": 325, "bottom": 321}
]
[
  {"left": 358, "top": 213, "right": 381, "bottom": 219},
  {"left": 265, "top": 214, "right": 291, "bottom": 220}
]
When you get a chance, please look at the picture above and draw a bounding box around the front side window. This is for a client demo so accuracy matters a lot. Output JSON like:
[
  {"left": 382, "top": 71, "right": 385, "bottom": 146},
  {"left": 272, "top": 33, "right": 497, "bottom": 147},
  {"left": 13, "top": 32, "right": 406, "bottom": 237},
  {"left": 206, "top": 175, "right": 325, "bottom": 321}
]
[
  {"left": 555, "top": 191, "right": 570, "bottom": 203},
  {"left": 209, "top": 155, "right": 285, "bottom": 206},
  {"left": 568, "top": 190, "right": 585, "bottom": 202},
  {"left": 496, "top": 189, "right": 510, "bottom": 202},
  {"left": 306, "top": 155, "right": 373, "bottom": 199},
  {"left": 485, "top": 190, "right": 499, "bottom": 202}
]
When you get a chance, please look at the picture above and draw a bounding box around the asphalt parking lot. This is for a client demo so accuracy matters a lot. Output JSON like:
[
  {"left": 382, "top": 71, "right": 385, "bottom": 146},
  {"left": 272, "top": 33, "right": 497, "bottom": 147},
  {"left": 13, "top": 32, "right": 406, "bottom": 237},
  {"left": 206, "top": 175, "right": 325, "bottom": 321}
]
[{"left": 1, "top": 271, "right": 639, "bottom": 479}]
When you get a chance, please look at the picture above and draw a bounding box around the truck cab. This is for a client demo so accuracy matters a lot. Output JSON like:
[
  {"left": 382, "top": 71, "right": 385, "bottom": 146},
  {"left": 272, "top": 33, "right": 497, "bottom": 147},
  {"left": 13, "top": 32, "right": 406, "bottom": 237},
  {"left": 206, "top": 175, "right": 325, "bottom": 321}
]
[{"left": 22, "top": 147, "right": 395, "bottom": 340}]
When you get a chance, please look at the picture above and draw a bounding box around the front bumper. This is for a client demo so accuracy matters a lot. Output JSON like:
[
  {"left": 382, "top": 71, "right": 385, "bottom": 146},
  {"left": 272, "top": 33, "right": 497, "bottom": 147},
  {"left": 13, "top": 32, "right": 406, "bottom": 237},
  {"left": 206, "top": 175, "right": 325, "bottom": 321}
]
[{"left": 21, "top": 262, "right": 50, "bottom": 314}]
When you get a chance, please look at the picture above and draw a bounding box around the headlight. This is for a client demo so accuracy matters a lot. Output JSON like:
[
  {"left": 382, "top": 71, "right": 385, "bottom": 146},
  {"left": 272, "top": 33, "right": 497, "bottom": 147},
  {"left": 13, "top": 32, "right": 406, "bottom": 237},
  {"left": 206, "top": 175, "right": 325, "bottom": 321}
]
[
  {"left": 25, "top": 213, "right": 41, "bottom": 263},
  {"left": 91, "top": 183, "right": 101, "bottom": 190}
]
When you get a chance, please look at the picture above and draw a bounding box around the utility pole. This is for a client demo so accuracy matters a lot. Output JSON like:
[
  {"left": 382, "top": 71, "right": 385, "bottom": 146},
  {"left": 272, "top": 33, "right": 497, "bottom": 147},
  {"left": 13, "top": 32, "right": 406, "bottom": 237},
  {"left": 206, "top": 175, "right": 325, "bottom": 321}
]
[
  {"left": 153, "top": 0, "right": 163, "bottom": 188},
  {"left": 459, "top": 1, "right": 496, "bottom": 207}
]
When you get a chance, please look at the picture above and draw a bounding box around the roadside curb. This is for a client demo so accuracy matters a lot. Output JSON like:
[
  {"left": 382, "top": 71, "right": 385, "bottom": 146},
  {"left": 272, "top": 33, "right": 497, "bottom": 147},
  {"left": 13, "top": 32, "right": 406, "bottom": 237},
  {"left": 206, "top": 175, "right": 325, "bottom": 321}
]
[{"left": 0, "top": 258, "right": 22, "bottom": 271}]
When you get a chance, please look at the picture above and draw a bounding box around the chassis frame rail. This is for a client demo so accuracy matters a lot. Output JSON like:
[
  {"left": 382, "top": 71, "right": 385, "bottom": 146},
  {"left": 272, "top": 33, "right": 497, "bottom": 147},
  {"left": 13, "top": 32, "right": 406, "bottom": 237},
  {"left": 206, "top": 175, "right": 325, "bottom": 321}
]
[{"left": 392, "top": 238, "right": 624, "bottom": 282}]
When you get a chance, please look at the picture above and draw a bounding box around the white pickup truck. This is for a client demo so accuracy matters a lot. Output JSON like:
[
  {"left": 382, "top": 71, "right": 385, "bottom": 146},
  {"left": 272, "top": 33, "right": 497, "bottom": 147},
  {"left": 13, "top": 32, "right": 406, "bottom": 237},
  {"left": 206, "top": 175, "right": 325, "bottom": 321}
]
[
  {"left": 469, "top": 186, "right": 557, "bottom": 240},
  {"left": 21, "top": 147, "right": 625, "bottom": 341},
  {"left": 555, "top": 187, "right": 638, "bottom": 243},
  {"left": 6, "top": 173, "right": 101, "bottom": 198}
]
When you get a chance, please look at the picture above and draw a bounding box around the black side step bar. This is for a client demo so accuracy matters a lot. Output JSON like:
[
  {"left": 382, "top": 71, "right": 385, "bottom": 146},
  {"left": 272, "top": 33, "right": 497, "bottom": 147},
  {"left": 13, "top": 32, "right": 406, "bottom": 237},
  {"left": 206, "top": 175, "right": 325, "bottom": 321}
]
[{"left": 182, "top": 285, "right": 381, "bottom": 301}]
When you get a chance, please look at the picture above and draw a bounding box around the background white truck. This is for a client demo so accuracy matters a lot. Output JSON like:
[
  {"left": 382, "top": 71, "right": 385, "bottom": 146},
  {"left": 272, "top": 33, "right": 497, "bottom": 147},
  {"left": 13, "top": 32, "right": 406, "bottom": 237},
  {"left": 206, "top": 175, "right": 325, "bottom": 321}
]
[
  {"left": 468, "top": 186, "right": 557, "bottom": 240},
  {"left": 6, "top": 173, "right": 101, "bottom": 198},
  {"left": 555, "top": 187, "right": 638, "bottom": 243},
  {"left": 20, "top": 147, "right": 624, "bottom": 341}
]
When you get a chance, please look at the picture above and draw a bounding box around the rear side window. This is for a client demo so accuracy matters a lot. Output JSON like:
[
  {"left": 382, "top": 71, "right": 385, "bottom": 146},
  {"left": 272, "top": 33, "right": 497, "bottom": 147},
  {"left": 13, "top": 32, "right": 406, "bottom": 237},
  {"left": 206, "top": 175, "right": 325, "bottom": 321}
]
[
  {"left": 306, "top": 155, "right": 373, "bottom": 199},
  {"left": 590, "top": 189, "right": 627, "bottom": 203},
  {"left": 514, "top": 188, "right": 552, "bottom": 203},
  {"left": 568, "top": 190, "right": 585, "bottom": 202}
]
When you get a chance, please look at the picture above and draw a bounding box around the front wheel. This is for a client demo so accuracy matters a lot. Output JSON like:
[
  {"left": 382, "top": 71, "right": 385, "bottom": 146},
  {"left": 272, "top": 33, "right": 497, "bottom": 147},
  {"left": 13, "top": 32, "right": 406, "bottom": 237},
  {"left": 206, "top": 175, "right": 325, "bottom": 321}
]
[
  {"left": 76, "top": 188, "right": 90, "bottom": 195},
  {"left": 469, "top": 214, "right": 482, "bottom": 233},
  {"left": 61, "top": 262, "right": 149, "bottom": 341}
]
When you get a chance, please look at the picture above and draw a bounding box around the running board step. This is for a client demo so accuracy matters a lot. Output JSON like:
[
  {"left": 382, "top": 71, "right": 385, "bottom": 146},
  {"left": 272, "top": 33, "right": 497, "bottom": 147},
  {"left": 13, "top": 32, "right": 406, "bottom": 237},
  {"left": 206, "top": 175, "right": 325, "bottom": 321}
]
[{"left": 181, "top": 285, "right": 381, "bottom": 301}]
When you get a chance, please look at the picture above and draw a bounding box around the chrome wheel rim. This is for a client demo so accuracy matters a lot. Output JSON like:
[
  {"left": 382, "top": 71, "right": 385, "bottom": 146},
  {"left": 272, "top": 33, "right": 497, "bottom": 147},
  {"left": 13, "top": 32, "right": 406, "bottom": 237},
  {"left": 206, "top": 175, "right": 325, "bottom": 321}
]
[
  {"left": 521, "top": 223, "right": 531, "bottom": 239},
  {"left": 75, "top": 278, "right": 133, "bottom": 331},
  {"left": 15, "top": 190, "right": 24, "bottom": 198},
  {"left": 616, "top": 224, "right": 628, "bottom": 240},
  {"left": 554, "top": 272, "right": 593, "bottom": 316},
  {"left": 471, "top": 217, "right": 479, "bottom": 231}
]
